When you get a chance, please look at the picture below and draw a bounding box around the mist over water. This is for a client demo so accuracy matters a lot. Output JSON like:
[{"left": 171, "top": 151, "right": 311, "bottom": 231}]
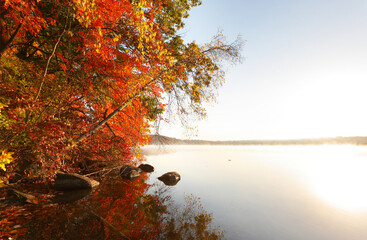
[{"left": 144, "top": 145, "right": 367, "bottom": 240}]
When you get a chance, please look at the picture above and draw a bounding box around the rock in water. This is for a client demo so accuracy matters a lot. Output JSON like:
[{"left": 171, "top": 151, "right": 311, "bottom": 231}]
[
  {"left": 138, "top": 164, "right": 154, "bottom": 173},
  {"left": 120, "top": 165, "right": 141, "bottom": 179},
  {"left": 53, "top": 172, "right": 100, "bottom": 191},
  {"left": 158, "top": 172, "right": 181, "bottom": 186}
]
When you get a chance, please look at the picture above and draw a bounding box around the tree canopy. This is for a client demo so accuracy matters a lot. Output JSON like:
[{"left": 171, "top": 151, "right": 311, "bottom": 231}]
[{"left": 0, "top": 0, "right": 242, "bottom": 180}]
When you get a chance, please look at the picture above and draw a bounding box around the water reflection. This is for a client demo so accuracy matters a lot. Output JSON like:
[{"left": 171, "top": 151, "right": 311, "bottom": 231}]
[
  {"left": 2, "top": 172, "right": 224, "bottom": 239},
  {"left": 52, "top": 189, "right": 92, "bottom": 203},
  {"left": 163, "top": 194, "right": 224, "bottom": 240}
]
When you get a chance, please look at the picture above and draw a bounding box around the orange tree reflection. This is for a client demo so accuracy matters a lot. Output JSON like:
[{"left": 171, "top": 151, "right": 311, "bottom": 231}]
[{"left": 2, "top": 173, "right": 225, "bottom": 239}]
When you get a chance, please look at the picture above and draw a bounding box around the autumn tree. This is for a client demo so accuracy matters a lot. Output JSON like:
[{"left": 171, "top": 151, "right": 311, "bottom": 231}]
[{"left": 0, "top": 0, "right": 242, "bottom": 179}]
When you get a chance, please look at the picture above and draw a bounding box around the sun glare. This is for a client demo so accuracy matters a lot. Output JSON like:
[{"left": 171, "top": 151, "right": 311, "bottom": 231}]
[{"left": 304, "top": 146, "right": 367, "bottom": 212}]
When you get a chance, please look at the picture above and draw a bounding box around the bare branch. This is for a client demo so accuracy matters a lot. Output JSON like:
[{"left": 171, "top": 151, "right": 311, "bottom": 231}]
[{"left": 35, "top": 27, "right": 66, "bottom": 100}]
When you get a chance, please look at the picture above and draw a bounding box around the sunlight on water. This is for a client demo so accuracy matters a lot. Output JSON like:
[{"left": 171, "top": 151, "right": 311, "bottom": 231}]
[
  {"left": 144, "top": 145, "right": 367, "bottom": 239},
  {"left": 302, "top": 146, "right": 367, "bottom": 212}
]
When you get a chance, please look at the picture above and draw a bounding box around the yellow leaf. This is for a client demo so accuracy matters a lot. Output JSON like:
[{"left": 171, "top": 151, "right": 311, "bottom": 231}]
[
  {"left": 0, "top": 150, "right": 14, "bottom": 171},
  {"left": 0, "top": 103, "right": 7, "bottom": 111}
]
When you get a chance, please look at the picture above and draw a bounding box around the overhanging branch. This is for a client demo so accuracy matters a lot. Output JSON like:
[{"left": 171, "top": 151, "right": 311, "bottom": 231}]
[{"left": 73, "top": 92, "right": 141, "bottom": 144}]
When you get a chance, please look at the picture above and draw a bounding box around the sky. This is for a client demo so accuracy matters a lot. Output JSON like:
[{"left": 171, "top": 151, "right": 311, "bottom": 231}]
[{"left": 158, "top": 0, "right": 367, "bottom": 141}]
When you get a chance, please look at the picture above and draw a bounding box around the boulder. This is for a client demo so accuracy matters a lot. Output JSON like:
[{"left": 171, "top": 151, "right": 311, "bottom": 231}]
[
  {"left": 53, "top": 172, "right": 100, "bottom": 191},
  {"left": 138, "top": 164, "right": 154, "bottom": 173},
  {"left": 120, "top": 165, "right": 141, "bottom": 179},
  {"left": 158, "top": 172, "right": 181, "bottom": 186}
]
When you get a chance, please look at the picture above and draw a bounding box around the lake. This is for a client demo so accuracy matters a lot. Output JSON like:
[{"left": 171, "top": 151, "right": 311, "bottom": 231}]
[
  {"left": 144, "top": 145, "right": 367, "bottom": 240},
  {"left": 3, "top": 145, "right": 367, "bottom": 239}
]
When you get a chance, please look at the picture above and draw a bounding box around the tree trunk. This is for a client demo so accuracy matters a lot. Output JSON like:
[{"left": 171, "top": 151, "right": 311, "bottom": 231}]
[
  {"left": 0, "top": 22, "right": 22, "bottom": 56},
  {"left": 73, "top": 93, "right": 140, "bottom": 144}
]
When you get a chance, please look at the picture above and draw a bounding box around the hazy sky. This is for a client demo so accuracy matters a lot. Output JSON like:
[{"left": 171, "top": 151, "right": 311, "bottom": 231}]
[{"left": 159, "top": 0, "right": 367, "bottom": 140}]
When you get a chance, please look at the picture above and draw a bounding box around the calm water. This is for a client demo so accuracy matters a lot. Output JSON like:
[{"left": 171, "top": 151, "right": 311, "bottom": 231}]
[{"left": 144, "top": 145, "right": 367, "bottom": 240}]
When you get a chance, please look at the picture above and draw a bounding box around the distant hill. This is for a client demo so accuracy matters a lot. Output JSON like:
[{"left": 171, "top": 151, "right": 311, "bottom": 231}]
[{"left": 149, "top": 135, "right": 367, "bottom": 146}]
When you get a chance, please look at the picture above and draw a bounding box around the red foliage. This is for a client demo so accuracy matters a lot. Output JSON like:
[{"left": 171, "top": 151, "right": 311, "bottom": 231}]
[{"left": 0, "top": 0, "right": 219, "bottom": 179}]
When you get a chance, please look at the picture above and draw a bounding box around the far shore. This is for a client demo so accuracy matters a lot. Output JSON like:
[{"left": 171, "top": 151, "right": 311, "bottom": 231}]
[{"left": 150, "top": 135, "right": 367, "bottom": 146}]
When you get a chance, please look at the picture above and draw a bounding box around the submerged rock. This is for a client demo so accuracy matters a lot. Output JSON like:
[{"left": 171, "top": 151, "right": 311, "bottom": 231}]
[
  {"left": 138, "top": 164, "right": 154, "bottom": 173},
  {"left": 120, "top": 165, "right": 141, "bottom": 179},
  {"left": 53, "top": 172, "right": 100, "bottom": 191},
  {"left": 158, "top": 172, "right": 181, "bottom": 186}
]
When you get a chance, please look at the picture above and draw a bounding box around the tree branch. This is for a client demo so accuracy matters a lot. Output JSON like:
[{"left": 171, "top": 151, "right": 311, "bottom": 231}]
[
  {"left": 73, "top": 92, "right": 141, "bottom": 144},
  {"left": 0, "top": 22, "right": 22, "bottom": 56},
  {"left": 35, "top": 27, "right": 66, "bottom": 99}
]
